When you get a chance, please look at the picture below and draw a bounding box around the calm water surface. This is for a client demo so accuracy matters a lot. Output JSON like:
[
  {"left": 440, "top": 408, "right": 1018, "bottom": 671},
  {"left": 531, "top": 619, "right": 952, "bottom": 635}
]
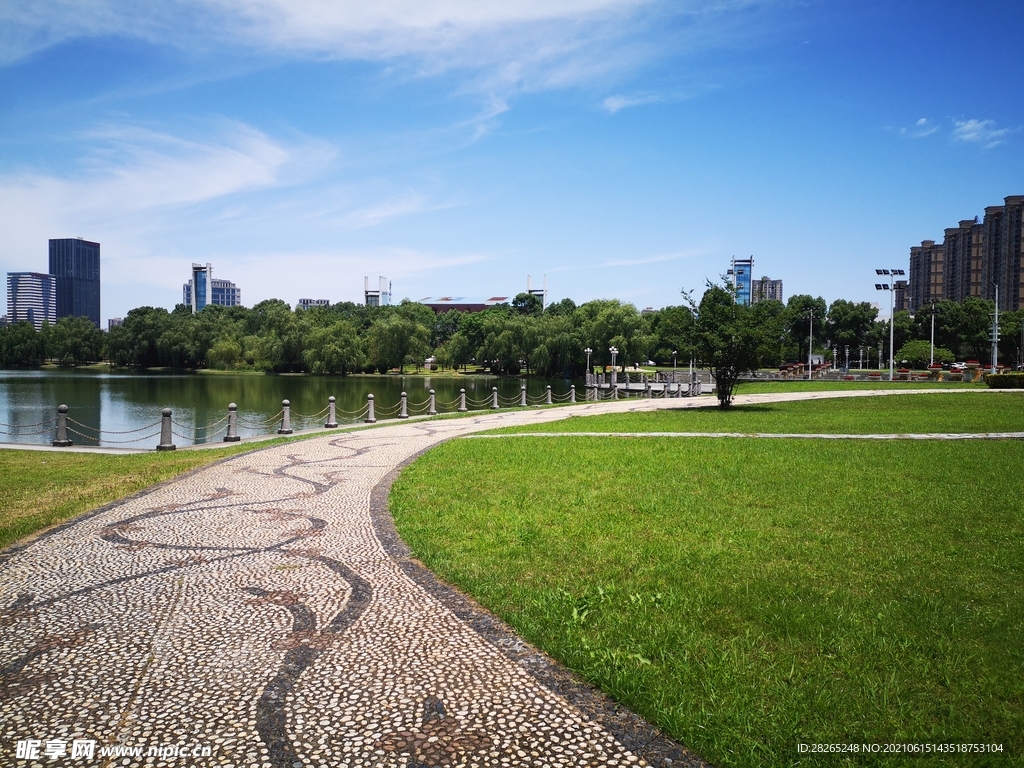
[{"left": 0, "top": 370, "right": 576, "bottom": 448}]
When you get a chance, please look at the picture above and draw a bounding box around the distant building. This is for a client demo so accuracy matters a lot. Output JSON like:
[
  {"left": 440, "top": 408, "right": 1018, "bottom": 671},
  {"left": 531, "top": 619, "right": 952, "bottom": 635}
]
[
  {"left": 419, "top": 296, "right": 510, "bottom": 313},
  {"left": 364, "top": 276, "right": 391, "bottom": 307},
  {"left": 893, "top": 280, "right": 908, "bottom": 312},
  {"left": 7, "top": 272, "right": 57, "bottom": 331},
  {"left": 527, "top": 275, "right": 547, "bottom": 310},
  {"left": 108, "top": 318, "right": 123, "bottom": 331},
  {"left": 914, "top": 194, "right": 1023, "bottom": 313},
  {"left": 727, "top": 256, "right": 754, "bottom": 305},
  {"left": 750, "top": 275, "right": 784, "bottom": 304},
  {"left": 49, "top": 238, "right": 100, "bottom": 328},
  {"left": 183, "top": 263, "right": 241, "bottom": 311},
  {"left": 298, "top": 298, "right": 331, "bottom": 311},
  {"left": 908, "top": 240, "right": 944, "bottom": 313},
  {"left": 943, "top": 219, "right": 983, "bottom": 303}
]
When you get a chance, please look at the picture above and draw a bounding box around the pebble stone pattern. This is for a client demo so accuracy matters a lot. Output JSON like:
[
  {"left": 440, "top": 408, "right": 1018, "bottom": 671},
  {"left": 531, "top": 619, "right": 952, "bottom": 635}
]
[{"left": 1, "top": 388, "right": 1012, "bottom": 767}]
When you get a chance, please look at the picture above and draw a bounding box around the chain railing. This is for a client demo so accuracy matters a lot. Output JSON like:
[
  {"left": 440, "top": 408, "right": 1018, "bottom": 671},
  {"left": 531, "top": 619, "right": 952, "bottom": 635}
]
[{"left": 21, "top": 381, "right": 705, "bottom": 450}]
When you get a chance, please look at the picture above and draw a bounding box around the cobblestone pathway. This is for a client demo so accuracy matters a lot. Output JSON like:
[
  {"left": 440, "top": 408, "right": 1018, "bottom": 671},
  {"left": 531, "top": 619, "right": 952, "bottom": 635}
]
[{"left": 0, "top": 389, "right": 1010, "bottom": 767}]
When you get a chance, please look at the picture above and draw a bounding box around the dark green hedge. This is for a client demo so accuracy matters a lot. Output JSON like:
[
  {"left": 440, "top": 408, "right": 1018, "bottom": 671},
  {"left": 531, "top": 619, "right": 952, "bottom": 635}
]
[{"left": 986, "top": 373, "right": 1024, "bottom": 388}]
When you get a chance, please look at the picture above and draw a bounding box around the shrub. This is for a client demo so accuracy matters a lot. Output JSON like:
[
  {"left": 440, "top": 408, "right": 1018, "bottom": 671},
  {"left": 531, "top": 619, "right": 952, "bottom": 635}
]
[{"left": 985, "top": 373, "right": 1024, "bottom": 389}]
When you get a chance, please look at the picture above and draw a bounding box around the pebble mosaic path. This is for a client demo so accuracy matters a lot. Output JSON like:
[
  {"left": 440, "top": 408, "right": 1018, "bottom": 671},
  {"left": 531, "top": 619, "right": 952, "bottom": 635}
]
[{"left": 0, "top": 388, "right": 1015, "bottom": 767}]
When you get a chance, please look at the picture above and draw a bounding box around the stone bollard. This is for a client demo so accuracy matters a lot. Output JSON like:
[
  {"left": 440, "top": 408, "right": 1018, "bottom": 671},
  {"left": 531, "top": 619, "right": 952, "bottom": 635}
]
[
  {"left": 399, "top": 392, "right": 409, "bottom": 419},
  {"left": 491, "top": 387, "right": 499, "bottom": 409},
  {"left": 365, "top": 394, "right": 377, "bottom": 423},
  {"left": 325, "top": 396, "right": 339, "bottom": 429},
  {"left": 223, "top": 403, "right": 241, "bottom": 442},
  {"left": 612, "top": 385, "right": 618, "bottom": 400},
  {"left": 458, "top": 389, "right": 467, "bottom": 412},
  {"left": 645, "top": 385, "right": 651, "bottom": 399},
  {"left": 428, "top": 389, "right": 437, "bottom": 416},
  {"left": 53, "top": 404, "right": 72, "bottom": 447},
  {"left": 157, "top": 408, "right": 176, "bottom": 451},
  {"left": 546, "top": 385, "right": 552, "bottom": 405},
  {"left": 570, "top": 385, "right": 576, "bottom": 403},
  {"left": 278, "top": 400, "right": 293, "bottom": 434},
  {"left": 520, "top": 385, "right": 527, "bottom": 407}
]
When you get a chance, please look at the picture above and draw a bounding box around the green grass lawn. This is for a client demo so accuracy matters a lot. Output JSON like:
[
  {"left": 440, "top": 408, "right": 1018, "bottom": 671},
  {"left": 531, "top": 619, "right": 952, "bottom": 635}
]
[
  {"left": 0, "top": 436, "right": 314, "bottom": 550},
  {"left": 390, "top": 436, "right": 1024, "bottom": 767},
  {"left": 500, "top": 392, "right": 1024, "bottom": 435}
]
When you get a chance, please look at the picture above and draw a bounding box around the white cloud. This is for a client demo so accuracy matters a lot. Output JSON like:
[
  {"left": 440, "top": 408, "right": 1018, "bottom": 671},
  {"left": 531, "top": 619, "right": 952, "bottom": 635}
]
[
  {"left": 899, "top": 117, "right": 937, "bottom": 138},
  {"left": 953, "top": 118, "right": 1011, "bottom": 148},
  {"left": 602, "top": 93, "right": 661, "bottom": 113}
]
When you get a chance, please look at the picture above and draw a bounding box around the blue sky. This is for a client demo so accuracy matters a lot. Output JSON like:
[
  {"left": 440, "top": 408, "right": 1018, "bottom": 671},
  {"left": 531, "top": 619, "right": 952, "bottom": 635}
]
[{"left": 2, "top": 0, "right": 1022, "bottom": 321}]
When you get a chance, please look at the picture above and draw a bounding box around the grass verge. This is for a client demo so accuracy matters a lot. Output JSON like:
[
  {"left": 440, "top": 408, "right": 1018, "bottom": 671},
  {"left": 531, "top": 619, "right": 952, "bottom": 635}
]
[
  {"left": 390, "top": 436, "right": 1024, "bottom": 767},
  {"left": 500, "top": 392, "right": 1024, "bottom": 435},
  {"left": 0, "top": 435, "right": 316, "bottom": 550}
]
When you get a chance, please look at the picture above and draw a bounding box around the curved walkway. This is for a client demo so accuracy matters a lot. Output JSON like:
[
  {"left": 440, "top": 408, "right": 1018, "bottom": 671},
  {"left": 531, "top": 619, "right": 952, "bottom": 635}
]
[{"left": 0, "top": 389, "right": 1010, "bottom": 767}]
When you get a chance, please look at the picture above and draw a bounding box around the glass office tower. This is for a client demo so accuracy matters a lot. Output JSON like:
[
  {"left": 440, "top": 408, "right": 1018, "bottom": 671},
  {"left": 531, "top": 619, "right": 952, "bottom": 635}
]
[{"left": 49, "top": 238, "right": 101, "bottom": 327}]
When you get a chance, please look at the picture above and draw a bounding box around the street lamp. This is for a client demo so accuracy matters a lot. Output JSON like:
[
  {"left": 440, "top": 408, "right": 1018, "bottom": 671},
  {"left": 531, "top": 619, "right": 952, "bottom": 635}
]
[
  {"left": 990, "top": 284, "right": 1000, "bottom": 374},
  {"left": 609, "top": 346, "right": 618, "bottom": 381},
  {"left": 874, "top": 268, "right": 905, "bottom": 380},
  {"left": 845, "top": 345, "right": 850, "bottom": 372},
  {"left": 672, "top": 350, "right": 677, "bottom": 382},
  {"left": 806, "top": 309, "right": 814, "bottom": 380},
  {"left": 584, "top": 347, "right": 592, "bottom": 375}
]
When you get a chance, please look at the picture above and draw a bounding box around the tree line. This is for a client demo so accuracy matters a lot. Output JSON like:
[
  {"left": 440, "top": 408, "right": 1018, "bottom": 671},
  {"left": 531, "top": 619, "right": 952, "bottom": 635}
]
[{"left": 1, "top": 289, "right": 1021, "bottom": 376}]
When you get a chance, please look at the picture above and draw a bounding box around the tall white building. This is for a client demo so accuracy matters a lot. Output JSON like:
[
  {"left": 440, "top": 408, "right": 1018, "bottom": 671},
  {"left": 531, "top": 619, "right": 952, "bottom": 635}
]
[
  {"left": 364, "top": 276, "right": 391, "bottom": 307},
  {"left": 7, "top": 272, "right": 57, "bottom": 331}
]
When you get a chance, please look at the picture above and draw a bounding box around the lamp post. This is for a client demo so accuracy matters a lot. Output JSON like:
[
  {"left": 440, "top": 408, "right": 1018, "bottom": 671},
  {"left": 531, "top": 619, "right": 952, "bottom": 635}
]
[
  {"left": 991, "top": 284, "right": 1000, "bottom": 374},
  {"left": 672, "top": 350, "right": 677, "bottom": 382},
  {"left": 845, "top": 345, "right": 850, "bottom": 372},
  {"left": 806, "top": 309, "right": 814, "bottom": 381},
  {"left": 609, "top": 346, "right": 618, "bottom": 385},
  {"left": 929, "top": 301, "right": 936, "bottom": 366},
  {"left": 874, "top": 268, "right": 905, "bottom": 380},
  {"left": 584, "top": 347, "right": 592, "bottom": 375}
]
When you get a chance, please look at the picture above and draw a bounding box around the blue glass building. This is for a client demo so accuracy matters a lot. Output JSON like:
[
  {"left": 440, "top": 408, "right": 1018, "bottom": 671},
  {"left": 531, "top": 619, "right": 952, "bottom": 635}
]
[
  {"left": 183, "top": 263, "right": 241, "bottom": 311},
  {"left": 49, "top": 238, "right": 101, "bottom": 327},
  {"left": 727, "top": 256, "right": 754, "bottom": 305}
]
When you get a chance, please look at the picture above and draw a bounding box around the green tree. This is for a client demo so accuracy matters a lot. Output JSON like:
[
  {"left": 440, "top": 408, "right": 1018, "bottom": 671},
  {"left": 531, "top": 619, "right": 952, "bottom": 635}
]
[
  {"left": 691, "top": 284, "right": 781, "bottom": 408},
  {"left": 302, "top": 321, "right": 363, "bottom": 374},
  {"left": 47, "top": 317, "right": 104, "bottom": 366},
  {"left": 894, "top": 340, "right": 954, "bottom": 368}
]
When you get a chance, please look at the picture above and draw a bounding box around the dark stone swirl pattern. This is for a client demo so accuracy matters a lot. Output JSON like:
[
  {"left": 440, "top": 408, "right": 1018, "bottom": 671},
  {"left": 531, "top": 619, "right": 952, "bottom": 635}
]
[{"left": 1, "top": 399, "right": 713, "bottom": 767}]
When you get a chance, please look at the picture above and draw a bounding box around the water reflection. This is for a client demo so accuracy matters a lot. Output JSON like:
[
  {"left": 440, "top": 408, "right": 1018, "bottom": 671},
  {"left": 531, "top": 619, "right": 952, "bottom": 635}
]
[{"left": 0, "top": 370, "right": 576, "bottom": 447}]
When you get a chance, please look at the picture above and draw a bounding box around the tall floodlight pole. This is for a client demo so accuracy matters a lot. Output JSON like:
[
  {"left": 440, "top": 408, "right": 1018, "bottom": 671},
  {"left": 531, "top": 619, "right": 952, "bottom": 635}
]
[
  {"left": 930, "top": 302, "right": 936, "bottom": 366},
  {"left": 807, "top": 310, "right": 813, "bottom": 381},
  {"left": 991, "top": 285, "right": 1000, "bottom": 374},
  {"left": 874, "top": 268, "right": 905, "bottom": 380}
]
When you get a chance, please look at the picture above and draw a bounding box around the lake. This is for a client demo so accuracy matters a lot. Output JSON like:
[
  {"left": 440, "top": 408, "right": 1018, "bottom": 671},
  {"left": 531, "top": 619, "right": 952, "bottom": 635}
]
[{"left": 0, "top": 370, "right": 577, "bottom": 448}]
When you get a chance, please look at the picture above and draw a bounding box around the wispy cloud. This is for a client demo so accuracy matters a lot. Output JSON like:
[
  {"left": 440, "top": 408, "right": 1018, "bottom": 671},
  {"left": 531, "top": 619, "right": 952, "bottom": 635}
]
[
  {"left": 0, "top": 119, "right": 334, "bottom": 275},
  {"left": 953, "top": 118, "right": 1011, "bottom": 148},
  {"left": 602, "top": 93, "right": 661, "bottom": 113},
  {"left": 899, "top": 117, "right": 937, "bottom": 138}
]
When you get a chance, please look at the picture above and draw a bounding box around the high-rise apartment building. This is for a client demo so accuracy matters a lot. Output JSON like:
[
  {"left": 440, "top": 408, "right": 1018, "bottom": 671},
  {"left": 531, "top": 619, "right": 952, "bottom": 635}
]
[
  {"left": 183, "top": 264, "right": 241, "bottom": 311},
  {"left": 7, "top": 272, "right": 57, "bottom": 331},
  {"left": 49, "top": 238, "right": 100, "bottom": 328},
  {"left": 364, "top": 276, "right": 391, "bottom": 307},
  {"left": 942, "top": 219, "right": 983, "bottom": 303},
  {"left": 297, "top": 298, "right": 330, "bottom": 311},
  {"left": 980, "top": 197, "right": 1024, "bottom": 311},
  {"left": 907, "top": 240, "right": 944, "bottom": 312},
  {"left": 727, "top": 257, "right": 754, "bottom": 305},
  {"left": 750, "top": 275, "right": 784, "bottom": 304}
]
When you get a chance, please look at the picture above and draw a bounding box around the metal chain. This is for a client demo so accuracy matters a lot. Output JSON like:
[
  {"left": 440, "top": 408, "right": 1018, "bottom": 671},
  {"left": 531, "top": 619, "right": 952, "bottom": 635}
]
[
  {"left": 65, "top": 426, "right": 162, "bottom": 444},
  {"left": 67, "top": 417, "right": 162, "bottom": 435}
]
